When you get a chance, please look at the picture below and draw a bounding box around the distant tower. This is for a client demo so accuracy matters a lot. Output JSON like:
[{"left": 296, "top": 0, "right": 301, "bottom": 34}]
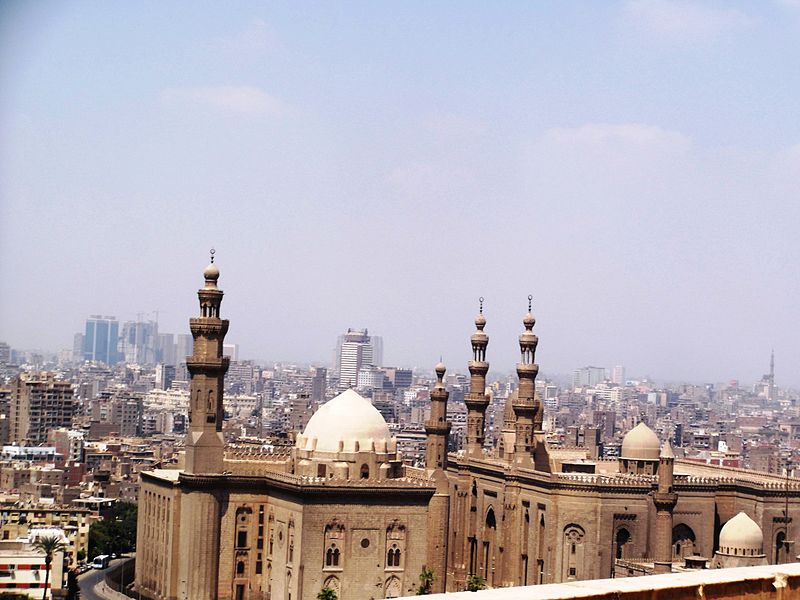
[
  {"left": 770, "top": 349, "right": 777, "bottom": 402},
  {"left": 337, "top": 329, "right": 373, "bottom": 390},
  {"left": 513, "top": 297, "right": 539, "bottom": 468},
  {"left": 425, "top": 361, "right": 451, "bottom": 593},
  {"left": 653, "top": 440, "right": 677, "bottom": 574},
  {"left": 465, "top": 299, "right": 490, "bottom": 458},
  {"left": 184, "top": 250, "right": 230, "bottom": 474},
  {"left": 425, "top": 362, "right": 451, "bottom": 470}
]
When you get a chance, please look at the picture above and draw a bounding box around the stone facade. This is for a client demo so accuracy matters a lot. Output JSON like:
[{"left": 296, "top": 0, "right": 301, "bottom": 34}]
[{"left": 135, "top": 262, "right": 800, "bottom": 600}]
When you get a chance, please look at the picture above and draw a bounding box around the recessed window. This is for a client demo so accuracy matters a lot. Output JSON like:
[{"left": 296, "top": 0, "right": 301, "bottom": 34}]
[{"left": 361, "top": 538, "right": 370, "bottom": 548}]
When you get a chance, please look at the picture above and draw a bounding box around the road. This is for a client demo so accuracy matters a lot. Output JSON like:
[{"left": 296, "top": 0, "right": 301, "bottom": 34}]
[{"left": 77, "top": 557, "right": 134, "bottom": 600}]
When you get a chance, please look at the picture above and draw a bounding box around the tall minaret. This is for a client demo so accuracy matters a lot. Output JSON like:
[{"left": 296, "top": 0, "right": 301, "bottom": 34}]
[
  {"left": 425, "top": 362, "right": 452, "bottom": 593},
  {"left": 465, "top": 299, "right": 490, "bottom": 458},
  {"left": 653, "top": 440, "right": 677, "bottom": 574},
  {"left": 185, "top": 250, "right": 231, "bottom": 475},
  {"left": 425, "top": 362, "right": 451, "bottom": 470},
  {"left": 770, "top": 349, "right": 777, "bottom": 402},
  {"left": 513, "top": 297, "right": 539, "bottom": 467}
]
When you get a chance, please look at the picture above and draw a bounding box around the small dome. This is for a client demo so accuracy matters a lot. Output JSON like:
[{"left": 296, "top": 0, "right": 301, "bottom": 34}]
[
  {"left": 475, "top": 313, "right": 487, "bottom": 329},
  {"left": 523, "top": 311, "right": 536, "bottom": 329},
  {"left": 719, "top": 512, "right": 763, "bottom": 552},
  {"left": 298, "top": 389, "right": 392, "bottom": 453},
  {"left": 203, "top": 262, "right": 220, "bottom": 282},
  {"left": 621, "top": 422, "right": 661, "bottom": 461}
]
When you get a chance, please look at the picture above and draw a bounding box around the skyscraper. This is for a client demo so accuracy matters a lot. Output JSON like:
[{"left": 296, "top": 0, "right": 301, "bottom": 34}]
[
  {"left": 337, "top": 328, "right": 374, "bottom": 390},
  {"left": 82, "top": 315, "right": 120, "bottom": 364},
  {"left": 119, "top": 319, "right": 158, "bottom": 364}
]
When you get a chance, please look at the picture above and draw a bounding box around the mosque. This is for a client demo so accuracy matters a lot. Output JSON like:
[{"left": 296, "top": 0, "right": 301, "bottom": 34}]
[{"left": 134, "top": 259, "right": 799, "bottom": 600}]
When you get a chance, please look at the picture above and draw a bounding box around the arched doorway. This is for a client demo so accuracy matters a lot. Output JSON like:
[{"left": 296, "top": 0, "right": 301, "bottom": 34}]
[
  {"left": 483, "top": 507, "right": 497, "bottom": 584},
  {"left": 672, "top": 524, "right": 696, "bottom": 558},
  {"left": 775, "top": 530, "right": 787, "bottom": 564},
  {"left": 615, "top": 528, "right": 631, "bottom": 560}
]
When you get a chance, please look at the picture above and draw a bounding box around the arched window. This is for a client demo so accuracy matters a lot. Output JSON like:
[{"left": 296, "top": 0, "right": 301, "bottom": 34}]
[
  {"left": 236, "top": 561, "right": 245, "bottom": 575},
  {"left": 387, "top": 544, "right": 401, "bottom": 567},
  {"left": 360, "top": 464, "right": 369, "bottom": 479},
  {"left": 326, "top": 543, "right": 341, "bottom": 567}
]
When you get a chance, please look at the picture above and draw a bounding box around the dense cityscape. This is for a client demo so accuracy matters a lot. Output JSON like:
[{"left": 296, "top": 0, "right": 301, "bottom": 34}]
[
  {"left": 3, "top": 2, "right": 800, "bottom": 599},
  {"left": 0, "top": 258, "right": 798, "bottom": 598}
]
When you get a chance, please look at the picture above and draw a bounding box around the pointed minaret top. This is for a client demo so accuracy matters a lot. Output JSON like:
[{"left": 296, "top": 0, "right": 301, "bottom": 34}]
[
  {"left": 660, "top": 439, "right": 674, "bottom": 459},
  {"left": 523, "top": 294, "right": 536, "bottom": 330},
  {"left": 203, "top": 248, "right": 220, "bottom": 288},
  {"left": 475, "top": 297, "right": 486, "bottom": 330}
]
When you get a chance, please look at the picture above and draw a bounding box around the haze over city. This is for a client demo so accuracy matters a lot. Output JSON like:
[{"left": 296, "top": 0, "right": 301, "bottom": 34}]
[{"left": 2, "top": 1, "right": 799, "bottom": 383}]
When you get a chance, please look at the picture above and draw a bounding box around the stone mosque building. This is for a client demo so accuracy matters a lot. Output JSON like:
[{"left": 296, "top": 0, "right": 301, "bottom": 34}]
[{"left": 135, "top": 259, "right": 800, "bottom": 600}]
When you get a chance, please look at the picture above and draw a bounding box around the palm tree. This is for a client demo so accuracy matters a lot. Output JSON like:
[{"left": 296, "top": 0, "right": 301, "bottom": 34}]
[
  {"left": 31, "top": 534, "right": 67, "bottom": 600},
  {"left": 417, "top": 566, "right": 434, "bottom": 595},
  {"left": 317, "top": 587, "right": 337, "bottom": 600}
]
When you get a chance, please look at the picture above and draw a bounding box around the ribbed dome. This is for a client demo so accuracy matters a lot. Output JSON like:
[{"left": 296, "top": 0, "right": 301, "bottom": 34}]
[
  {"left": 620, "top": 422, "right": 661, "bottom": 460},
  {"left": 297, "top": 389, "right": 392, "bottom": 453},
  {"left": 719, "top": 512, "right": 763, "bottom": 553}
]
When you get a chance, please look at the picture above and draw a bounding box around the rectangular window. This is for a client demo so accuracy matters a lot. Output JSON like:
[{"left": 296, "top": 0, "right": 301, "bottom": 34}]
[
  {"left": 569, "top": 567, "right": 576, "bottom": 577},
  {"left": 236, "top": 584, "right": 245, "bottom": 600},
  {"left": 237, "top": 531, "right": 248, "bottom": 548}
]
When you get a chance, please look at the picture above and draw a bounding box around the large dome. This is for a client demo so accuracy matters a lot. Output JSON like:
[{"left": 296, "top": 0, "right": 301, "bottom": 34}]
[
  {"left": 620, "top": 422, "right": 661, "bottom": 461},
  {"left": 297, "top": 389, "right": 392, "bottom": 453},
  {"left": 719, "top": 512, "right": 763, "bottom": 553}
]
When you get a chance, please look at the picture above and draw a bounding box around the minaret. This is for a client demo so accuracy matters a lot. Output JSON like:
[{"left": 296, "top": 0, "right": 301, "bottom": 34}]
[
  {"left": 770, "top": 349, "right": 777, "bottom": 402},
  {"left": 178, "top": 252, "right": 230, "bottom": 600},
  {"left": 513, "top": 296, "right": 539, "bottom": 467},
  {"left": 425, "top": 362, "right": 452, "bottom": 593},
  {"left": 185, "top": 249, "right": 231, "bottom": 475},
  {"left": 653, "top": 440, "right": 677, "bottom": 574},
  {"left": 425, "top": 362, "right": 451, "bottom": 470},
  {"left": 465, "top": 298, "right": 490, "bottom": 458}
]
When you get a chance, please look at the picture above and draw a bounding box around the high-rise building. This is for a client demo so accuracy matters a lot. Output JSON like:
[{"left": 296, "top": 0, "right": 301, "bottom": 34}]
[
  {"left": 157, "top": 333, "right": 177, "bottom": 365},
  {"left": 82, "top": 315, "right": 120, "bottom": 364},
  {"left": 0, "top": 342, "right": 10, "bottom": 364},
  {"left": 612, "top": 365, "right": 626, "bottom": 385},
  {"left": 175, "top": 333, "right": 193, "bottom": 364},
  {"left": 119, "top": 319, "right": 159, "bottom": 364},
  {"left": 310, "top": 367, "right": 327, "bottom": 402},
  {"left": 10, "top": 373, "right": 75, "bottom": 444},
  {"left": 155, "top": 364, "right": 176, "bottom": 390},
  {"left": 337, "top": 328, "right": 374, "bottom": 390},
  {"left": 72, "top": 333, "right": 84, "bottom": 363},
  {"left": 572, "top": 366, "right": 607, "bottom": 389},
  {"left": 371, "top": 335, "right": 384, "bottom": 367}
]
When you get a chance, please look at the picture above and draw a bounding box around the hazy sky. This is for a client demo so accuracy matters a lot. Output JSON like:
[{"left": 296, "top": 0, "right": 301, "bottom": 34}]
[{"left": 1, "top": 1, "right": 799, "bottom": 384}]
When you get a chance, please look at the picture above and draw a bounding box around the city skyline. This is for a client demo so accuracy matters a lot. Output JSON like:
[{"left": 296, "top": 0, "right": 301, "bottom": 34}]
[{"left": 2, "top": 2, "right": 799, "bottom": 384}]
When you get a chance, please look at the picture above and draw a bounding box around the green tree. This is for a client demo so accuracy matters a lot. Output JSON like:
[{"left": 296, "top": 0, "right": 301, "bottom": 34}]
[
  {"left": 88, "top": 501, "right": 138, "bottom": 558},
  {"left": 417, "top": 566, "right": 434, "bottom": 595},
  {"left": 466, "top": 575, "right": 486, "bottom": 591},
  {"left": 31, "top": 534, "right": 67, "bottom": 600},
  {"left": 317, "top": 587, "right": 337, "bottom": 600}
]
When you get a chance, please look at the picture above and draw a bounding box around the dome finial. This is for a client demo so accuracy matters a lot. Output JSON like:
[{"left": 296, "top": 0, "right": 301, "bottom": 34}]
[
  {"left": 523, "top": 295, "right": 536, "bottom": 330},
  {"left": 435, "top": 361, "right": 446, "bottom": 383},
  {"left": 203, "top": 249, "right": 220, "bottom": 286},
  {"left": 474, "top": 297, "right": 487, "bottom": 330}
]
